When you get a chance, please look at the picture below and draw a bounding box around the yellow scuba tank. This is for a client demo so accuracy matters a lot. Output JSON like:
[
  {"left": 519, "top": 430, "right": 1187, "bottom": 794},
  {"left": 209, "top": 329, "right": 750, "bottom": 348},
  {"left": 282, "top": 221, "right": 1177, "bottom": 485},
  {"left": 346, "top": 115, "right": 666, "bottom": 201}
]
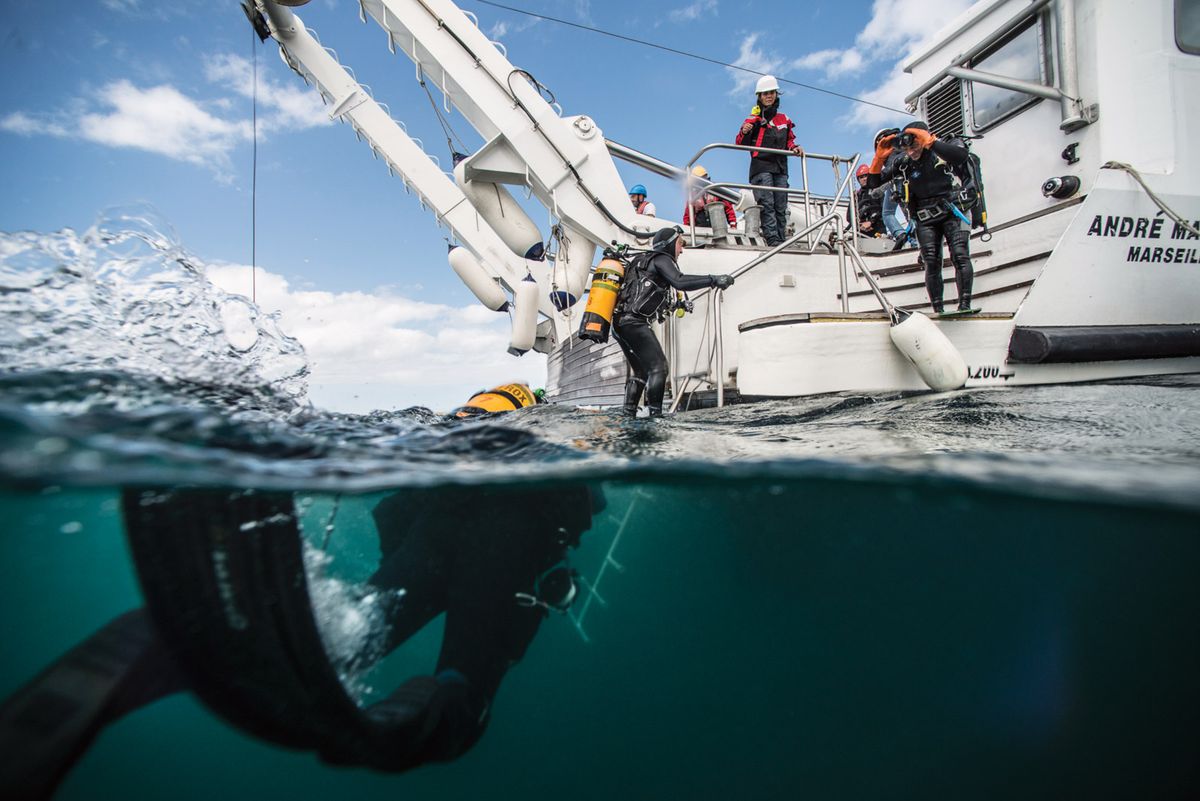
[
  {"left": 577, "top": 252, "right": 625, "bottom": 344},
  {"left": 453, "top": 383, "right": 541, "bottom": 418}
]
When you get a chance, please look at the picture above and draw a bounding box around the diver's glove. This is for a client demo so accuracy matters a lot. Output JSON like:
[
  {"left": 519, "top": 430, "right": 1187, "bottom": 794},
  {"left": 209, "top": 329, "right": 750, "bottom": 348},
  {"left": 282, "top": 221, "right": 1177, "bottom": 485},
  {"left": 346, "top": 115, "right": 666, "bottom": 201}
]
[
  {"left": 906, "top": 127, "right": 937, "bottom": 149},
  {"left": 710, "top": 274, "right": 735, "bottom": 290},
  {"left": 870, "top": 135, "right": 896, "bottom": 173}
]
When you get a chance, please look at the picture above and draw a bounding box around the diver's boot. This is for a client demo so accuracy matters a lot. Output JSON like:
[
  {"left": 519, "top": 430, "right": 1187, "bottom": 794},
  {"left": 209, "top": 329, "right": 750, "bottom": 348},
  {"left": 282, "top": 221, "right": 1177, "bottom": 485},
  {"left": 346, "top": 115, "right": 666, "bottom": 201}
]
[
  {"left": 957, "top": 293, "right": 973, "bottom": 312},
  {"left": 930, "top": 298, "right": 945, "bottom": 314},
  {"left": 621, "top": 378, "right": 644, "bottom": 417},
  {"left": 647, "top": 406, "right": 663, "bottom": 418}
]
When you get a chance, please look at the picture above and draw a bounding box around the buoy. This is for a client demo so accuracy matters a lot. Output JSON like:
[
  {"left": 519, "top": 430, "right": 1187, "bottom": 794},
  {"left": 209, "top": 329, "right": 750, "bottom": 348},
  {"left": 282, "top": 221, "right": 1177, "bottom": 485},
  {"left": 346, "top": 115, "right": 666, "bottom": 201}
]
[
  {"left": 577, "top": 253, "right": 625, "bottom": 343},
  {"left": 448, "top": 245, "right": 509, "bottom": 312},
  {"left": 452, "top": 383, "right": 541, "bottom": 417},
  {"left": 887, "top": 311, "right": 968, "bottom": 391},
  {"left": 847, "top": 245, "right": 967, "bottom": 392},
  {"left": 547, "top": 226, "right": 595, "bottom": 311},
  {"left": 454, "top": 162, "right": 545, "bottom": 261},
  {"left": 508, "top": 274, "right": 540, "bottom": 355}
]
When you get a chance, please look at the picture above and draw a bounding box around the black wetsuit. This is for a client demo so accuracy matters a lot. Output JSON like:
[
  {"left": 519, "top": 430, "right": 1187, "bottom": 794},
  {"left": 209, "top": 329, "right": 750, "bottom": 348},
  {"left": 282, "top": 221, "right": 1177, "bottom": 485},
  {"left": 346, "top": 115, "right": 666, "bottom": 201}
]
[
  {"left": 875, "top": 140, "right": 974, "bottom": 311},
  {"left": 0, "top": 485, "right": 598, "bottom": 798},
  {"left": 850, "top": 184, "right": 883, "bottom": 235},
  {"left": 612, "top": 251, "right": 716, "bottom": 416}
]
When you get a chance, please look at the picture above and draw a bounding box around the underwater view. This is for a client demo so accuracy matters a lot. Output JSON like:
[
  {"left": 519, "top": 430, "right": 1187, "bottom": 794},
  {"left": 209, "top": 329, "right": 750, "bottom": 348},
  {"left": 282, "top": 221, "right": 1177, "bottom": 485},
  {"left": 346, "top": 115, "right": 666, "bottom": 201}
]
[{"left": 2, "top": 213, "right": 1199, "bottom": 799}]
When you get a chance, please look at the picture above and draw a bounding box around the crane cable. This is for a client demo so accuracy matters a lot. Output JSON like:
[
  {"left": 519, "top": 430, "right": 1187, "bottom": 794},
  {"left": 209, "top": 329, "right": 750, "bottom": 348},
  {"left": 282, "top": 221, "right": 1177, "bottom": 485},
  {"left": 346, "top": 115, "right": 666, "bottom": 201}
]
[{"left": 471, "top": 0, "right": 910, "bottom": 116}]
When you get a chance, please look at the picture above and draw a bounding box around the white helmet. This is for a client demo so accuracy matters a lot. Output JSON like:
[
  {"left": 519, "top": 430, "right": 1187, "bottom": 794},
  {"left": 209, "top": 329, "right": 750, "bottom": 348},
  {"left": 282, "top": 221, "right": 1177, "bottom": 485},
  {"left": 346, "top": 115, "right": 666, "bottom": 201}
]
[{"left": 755, "top": 75, "right": 781, "bottom": 95}]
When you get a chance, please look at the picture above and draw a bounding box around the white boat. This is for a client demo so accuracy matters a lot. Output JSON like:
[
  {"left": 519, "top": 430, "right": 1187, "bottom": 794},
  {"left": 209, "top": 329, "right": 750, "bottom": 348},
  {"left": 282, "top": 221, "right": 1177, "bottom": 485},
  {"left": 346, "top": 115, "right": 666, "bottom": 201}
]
[{"left": 248, "top": 0, "right": 1200, "bottom": 409}]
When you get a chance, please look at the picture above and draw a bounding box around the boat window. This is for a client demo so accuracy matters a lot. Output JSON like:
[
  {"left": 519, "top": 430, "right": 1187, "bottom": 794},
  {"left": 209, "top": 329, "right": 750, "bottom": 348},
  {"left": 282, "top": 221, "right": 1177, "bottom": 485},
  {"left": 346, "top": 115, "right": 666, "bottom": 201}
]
[
  {"left": 1179, "top": 0, "right": 1200, "bottom": 55},
  {"left": 968, "top": 18, "right": 1050, "bottom": 131}
]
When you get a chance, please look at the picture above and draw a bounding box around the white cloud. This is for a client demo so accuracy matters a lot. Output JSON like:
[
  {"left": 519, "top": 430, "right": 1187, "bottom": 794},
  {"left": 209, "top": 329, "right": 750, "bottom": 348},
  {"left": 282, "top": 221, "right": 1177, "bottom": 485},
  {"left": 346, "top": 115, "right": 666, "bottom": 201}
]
[
  {"left": 206, "top": 264, "right": 547, "bottom": 414},
  {"left": 485, "top": 16, "right": 541, "bottom": 42},
  {"left": 204, "top": 53, "right": 330, "bottom": 132},
  {"left": 840, "top": 62, "right": 917, "bottom": 131},
  {"left": 669, "top": 0, "right": 719, "bottom": 24},
  {"left": 725, "top": 34, "right": 784, "bottom": 98},
  {"left": 77, "top": 80, "right": 251, "bottom": 172},
  {"left": 791, "top": 47, "right": 865, "bottom": 79},
  {"left": 770, "top": 0, "right": 976, "bottom": 129},
  {"left": 0, "top": 111, "right": 69, "bottom": 137},
  {"left": 0, "top": 54, "right": 329, "bottom": 178}
]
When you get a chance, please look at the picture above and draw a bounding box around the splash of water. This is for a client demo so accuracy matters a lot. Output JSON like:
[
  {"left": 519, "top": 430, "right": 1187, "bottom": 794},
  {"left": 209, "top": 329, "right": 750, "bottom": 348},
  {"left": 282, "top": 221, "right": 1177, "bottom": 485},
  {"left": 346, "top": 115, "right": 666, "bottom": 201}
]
[{"left": 0, "top": 205, "right": 309, "bottom": 408}]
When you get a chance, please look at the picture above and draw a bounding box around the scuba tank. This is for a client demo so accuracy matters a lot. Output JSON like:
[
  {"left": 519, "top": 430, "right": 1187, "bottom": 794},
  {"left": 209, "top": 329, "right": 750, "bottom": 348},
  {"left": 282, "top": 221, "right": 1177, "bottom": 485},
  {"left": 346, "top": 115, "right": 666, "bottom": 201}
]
[{"left": 578, "top": 249, "right": 626, "bottom": 344}]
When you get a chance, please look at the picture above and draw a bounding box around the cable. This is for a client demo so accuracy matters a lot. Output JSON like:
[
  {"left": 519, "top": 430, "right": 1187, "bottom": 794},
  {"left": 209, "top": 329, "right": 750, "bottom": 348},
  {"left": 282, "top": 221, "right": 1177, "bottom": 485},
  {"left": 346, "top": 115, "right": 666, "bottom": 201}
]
[
  {"left": 251, "top": 23, "right": 258, "bottom": 304},
  {"left": 471, "top": 0, "right": 909, "bottom": 115},
  {"left": 1102, "top": 161, "right": 1200, "bottom": 238},
  {"left": 418, "top": 71, "right": 470, "bottom": 156}
]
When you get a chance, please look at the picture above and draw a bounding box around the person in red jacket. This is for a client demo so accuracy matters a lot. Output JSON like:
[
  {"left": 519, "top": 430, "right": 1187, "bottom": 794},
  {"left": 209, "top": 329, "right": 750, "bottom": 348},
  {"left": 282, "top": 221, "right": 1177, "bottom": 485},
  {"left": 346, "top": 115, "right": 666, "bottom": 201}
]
[
  {"left": 682, "top": 165, "right": 737, "bottom": 230},
  {"left": 736, "top": 75, "right": 803, "bottom": 246}
]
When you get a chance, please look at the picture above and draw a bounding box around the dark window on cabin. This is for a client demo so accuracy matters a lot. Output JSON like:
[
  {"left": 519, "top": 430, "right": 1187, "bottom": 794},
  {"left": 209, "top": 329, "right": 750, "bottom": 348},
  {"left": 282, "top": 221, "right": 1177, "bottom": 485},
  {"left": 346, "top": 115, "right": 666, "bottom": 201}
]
[
  {"left": 1179, "top": 0, "right": 1200, "bottom": 55},
  {"left": 925, "top": 79, "right": 965, "bottom": 139},
  {"left": 968, "top": 17, "right": 1052, "bottom": 131}
]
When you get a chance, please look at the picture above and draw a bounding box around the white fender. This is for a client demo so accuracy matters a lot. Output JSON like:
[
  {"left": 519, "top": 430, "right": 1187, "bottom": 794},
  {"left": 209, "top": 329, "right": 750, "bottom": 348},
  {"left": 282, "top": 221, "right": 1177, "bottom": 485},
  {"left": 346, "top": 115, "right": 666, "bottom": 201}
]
[
  {"left": 448, "top": 246, "right": 509, "bottom": 311},
  {"left": 454, "top": 162, "right": 544, "bottom": 261},
  {"left": 548, "top": 225, "right": 596, "bottom": 311},
  {"left": 888, "top": 312, "right": 968, "bottom": 391},
  {"left": 508, "top": 274, "right": 540, "bottom": 356}
]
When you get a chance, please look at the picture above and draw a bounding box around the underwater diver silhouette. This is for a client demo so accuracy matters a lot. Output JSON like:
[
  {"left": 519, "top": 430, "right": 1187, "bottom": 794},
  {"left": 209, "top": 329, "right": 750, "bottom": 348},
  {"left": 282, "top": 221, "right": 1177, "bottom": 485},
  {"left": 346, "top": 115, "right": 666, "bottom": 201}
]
[{"left": 0, "top": 483, "right": 602, "bottom": 799}]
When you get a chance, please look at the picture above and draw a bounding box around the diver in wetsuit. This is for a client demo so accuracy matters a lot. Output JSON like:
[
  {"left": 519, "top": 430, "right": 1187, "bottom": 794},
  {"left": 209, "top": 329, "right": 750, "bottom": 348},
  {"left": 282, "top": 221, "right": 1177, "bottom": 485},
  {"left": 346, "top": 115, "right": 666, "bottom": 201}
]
[
  {"left": 0, "top": 484, "right": 601, "bottom": 798},
  {"left": 612, "top": 226, "right": 734, "bottom": 417},
  {"left": 870, "top": 121, "right": 975, "bottom": 313}
]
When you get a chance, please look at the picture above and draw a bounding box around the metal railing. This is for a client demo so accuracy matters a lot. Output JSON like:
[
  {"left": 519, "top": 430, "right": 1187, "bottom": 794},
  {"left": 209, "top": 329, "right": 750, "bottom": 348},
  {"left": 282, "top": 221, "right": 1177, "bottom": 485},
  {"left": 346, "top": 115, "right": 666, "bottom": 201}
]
[
  {"left": 681, "top": 143, "right": 859, "bottom": 248},
  {"left": 669, "top": 209, "right": 870, "bottom": 411}
]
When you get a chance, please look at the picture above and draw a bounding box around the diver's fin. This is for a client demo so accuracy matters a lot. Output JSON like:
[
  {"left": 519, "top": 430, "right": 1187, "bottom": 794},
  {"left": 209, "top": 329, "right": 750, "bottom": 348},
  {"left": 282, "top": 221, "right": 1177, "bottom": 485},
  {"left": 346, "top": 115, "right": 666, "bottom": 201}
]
[{"left": 0, "top": 609, "right": 182, "bottom": 801}]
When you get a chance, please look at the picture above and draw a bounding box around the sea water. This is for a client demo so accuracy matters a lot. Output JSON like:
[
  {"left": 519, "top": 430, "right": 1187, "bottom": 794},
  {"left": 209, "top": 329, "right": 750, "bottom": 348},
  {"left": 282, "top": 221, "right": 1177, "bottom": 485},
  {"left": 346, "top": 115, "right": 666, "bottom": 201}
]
[{"left": 2, "top": 212, "right": 1198, "bottom": 799}]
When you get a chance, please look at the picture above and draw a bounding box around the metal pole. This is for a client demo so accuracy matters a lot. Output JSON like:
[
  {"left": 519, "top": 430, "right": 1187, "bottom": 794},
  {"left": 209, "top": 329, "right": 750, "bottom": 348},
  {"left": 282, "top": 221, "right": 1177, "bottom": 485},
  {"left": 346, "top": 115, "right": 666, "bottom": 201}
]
[
  {"left": 714, "top": 289, "right": 725, "bottom": 408},
  {"left": 669, "top": 308, "right": 679, "bottom": 405},
  {"left": 835, "top": 215, "right": 849, "bottom": 313},
  {"left": 844, "top": 159, "right": 859, "bottom": 254},
  {"left": 1053, "top": 0, "right": 1088, "bottom": 131},
  {"left": 801, "top": 154, "right": 812, "bottom": 248}
]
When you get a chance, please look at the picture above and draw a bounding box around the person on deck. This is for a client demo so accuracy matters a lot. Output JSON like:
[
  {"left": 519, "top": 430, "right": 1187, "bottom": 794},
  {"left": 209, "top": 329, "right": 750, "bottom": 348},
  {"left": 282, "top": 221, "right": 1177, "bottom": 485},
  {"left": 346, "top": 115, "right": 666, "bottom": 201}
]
[
  {"left": 850, "top": 164, "right": 884, "bottom": 237},
  {"left": 629, "top": 184, "right": 656, "bottom": 217},
  {"left": 735, "top": 75, "right": 803, "bottom": 246},
  {"left": 613, "top": 226, "right": 734, "bottom": 417},
  {"left": 872, "top": 127, "right": 908, "bottom": 241},
  {"left": 683, "top": 166, "right": 737, "bottom": 230},
  {"left": 869, "top": 121, "right": 976, "bottom": 313}
]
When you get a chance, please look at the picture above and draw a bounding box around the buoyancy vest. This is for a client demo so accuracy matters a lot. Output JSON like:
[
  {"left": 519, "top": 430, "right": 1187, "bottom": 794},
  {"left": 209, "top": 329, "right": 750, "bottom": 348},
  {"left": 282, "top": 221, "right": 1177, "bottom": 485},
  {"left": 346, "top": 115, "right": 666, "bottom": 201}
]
[{"left": 615, "top": 252, "right": 669, "bottom": 319}]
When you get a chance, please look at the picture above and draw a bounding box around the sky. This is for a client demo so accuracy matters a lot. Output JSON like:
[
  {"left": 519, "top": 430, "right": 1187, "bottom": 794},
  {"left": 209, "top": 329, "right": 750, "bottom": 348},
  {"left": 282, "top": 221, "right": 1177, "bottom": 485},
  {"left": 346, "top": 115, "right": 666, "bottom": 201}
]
[{"left": 0, "top": 0, "right": 976, "bottom": 413}]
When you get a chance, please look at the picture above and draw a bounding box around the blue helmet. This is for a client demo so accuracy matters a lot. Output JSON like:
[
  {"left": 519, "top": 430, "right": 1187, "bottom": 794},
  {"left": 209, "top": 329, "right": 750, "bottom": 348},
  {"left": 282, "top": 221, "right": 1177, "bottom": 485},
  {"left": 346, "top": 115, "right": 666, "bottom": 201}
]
[{"left": 629, "top": 184, "right": 647, "bottom": 196}]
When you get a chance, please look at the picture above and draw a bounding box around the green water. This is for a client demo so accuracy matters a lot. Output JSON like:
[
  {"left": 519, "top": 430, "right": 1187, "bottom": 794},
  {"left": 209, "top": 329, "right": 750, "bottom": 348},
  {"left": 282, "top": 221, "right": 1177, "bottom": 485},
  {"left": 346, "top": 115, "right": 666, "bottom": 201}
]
[{"left": 4, "top": 474, "right": 1197, "bottom": 800}]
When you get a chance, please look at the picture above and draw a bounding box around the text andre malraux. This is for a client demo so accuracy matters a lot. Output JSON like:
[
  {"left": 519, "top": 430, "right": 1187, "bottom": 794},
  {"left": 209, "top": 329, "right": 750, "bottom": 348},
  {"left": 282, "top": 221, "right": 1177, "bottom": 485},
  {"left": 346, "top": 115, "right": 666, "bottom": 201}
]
[{"left": 1086, "top": 213, "right": 1200, "bottom": 264}]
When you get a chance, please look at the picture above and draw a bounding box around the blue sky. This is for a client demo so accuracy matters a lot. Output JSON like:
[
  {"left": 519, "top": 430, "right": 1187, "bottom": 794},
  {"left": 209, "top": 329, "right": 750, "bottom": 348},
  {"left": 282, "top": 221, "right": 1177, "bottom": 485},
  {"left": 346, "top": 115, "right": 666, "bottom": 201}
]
[{"left": 0, "top": 0, "right": 973, "bottom": 412}]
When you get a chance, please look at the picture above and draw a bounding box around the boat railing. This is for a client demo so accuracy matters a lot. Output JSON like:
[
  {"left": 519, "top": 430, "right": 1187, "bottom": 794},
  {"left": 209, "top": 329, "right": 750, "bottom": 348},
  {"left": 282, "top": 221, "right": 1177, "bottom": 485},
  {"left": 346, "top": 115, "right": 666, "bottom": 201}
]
[
  {"left": 681, "top": 143, "right": 860, "bottom": 249},
  {"left": 671, "top": 216, "right": 868, "bottom": 411},
  {"left": 670, "top": 158, "right": 864, "bottom": 410}
]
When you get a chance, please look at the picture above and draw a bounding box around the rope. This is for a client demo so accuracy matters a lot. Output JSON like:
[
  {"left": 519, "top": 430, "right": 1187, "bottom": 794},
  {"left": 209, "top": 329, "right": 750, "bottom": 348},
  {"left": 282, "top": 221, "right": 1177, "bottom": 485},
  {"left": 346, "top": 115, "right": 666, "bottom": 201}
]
[
  {"left": 418, "top": 72, "right": 469, "bottom": 156},
  {"left": 471, "top": 0, "right": 909, "bottom": 115},
  {"left": 251, "top": 23, "right": 259, "bottom": 304},
  {"left": 1101, "top": 161, "right": 1200, "bottom": 238}
]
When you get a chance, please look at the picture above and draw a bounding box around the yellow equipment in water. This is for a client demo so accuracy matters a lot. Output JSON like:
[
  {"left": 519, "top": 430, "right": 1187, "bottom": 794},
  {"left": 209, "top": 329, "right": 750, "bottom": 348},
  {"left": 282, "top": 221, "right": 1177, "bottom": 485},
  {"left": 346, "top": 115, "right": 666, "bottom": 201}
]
[
  {"left": 577, "top": 252, "right": 626, "bottom": 344},
  {"left": 453, "top": 383, "right": 542, "bottom": 418}
]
